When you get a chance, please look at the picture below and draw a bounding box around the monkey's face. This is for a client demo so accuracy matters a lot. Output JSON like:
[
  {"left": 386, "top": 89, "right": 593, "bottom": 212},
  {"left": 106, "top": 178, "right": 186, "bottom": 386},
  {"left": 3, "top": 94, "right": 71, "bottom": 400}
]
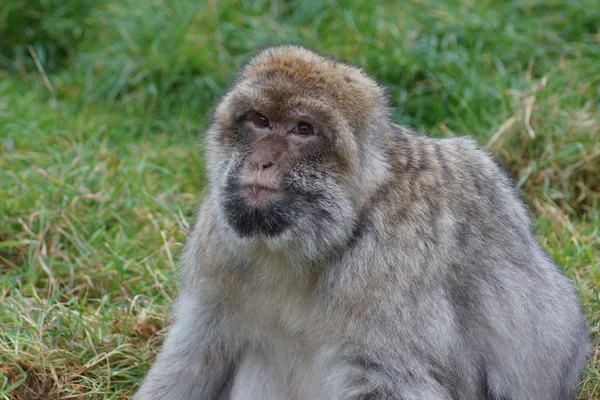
[
  {"left": 207, "top": 84, "right": 361, "bottom": 255},
  {"left": 216, "top": 93, "right": 353, "bottom": 241},
  {"left": 220, "top": 109, "right": 318, "bottom": 236}
]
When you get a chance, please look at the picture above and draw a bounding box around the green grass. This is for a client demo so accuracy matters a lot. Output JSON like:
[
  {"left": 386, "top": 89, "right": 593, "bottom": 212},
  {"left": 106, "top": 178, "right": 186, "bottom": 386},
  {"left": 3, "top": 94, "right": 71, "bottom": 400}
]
[{"left": 0, "top": 0, "right": 598, "bottom": 398}]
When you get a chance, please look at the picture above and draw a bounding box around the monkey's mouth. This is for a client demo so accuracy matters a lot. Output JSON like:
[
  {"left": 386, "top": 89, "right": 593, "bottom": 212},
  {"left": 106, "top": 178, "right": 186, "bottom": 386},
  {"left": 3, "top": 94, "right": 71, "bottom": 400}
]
[{"left": 240, "top": 184, "right": 284, "bottom": 207}]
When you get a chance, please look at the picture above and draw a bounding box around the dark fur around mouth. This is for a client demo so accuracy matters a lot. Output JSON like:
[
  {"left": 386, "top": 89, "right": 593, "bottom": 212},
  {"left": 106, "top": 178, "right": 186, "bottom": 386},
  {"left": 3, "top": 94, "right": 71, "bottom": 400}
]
[{"left": 221, "top": 184, "right": 299, "bottom": 238}]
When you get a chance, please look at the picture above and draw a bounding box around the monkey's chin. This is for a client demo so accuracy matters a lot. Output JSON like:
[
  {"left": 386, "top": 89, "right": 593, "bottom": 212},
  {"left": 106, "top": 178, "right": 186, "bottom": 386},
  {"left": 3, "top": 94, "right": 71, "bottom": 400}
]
[{"left": 221, "top": 188, "right": 296, "bottom": 238}]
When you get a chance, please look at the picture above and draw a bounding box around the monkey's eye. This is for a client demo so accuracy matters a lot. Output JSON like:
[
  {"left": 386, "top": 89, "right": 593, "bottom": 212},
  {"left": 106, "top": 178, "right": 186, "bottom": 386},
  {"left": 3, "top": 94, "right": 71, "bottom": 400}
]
[
  {"left": 294, "top": 122, "right": 314, "bottom": 136},
  {"left": 252, "top": 113, "right": 270, "bottom": 128}
]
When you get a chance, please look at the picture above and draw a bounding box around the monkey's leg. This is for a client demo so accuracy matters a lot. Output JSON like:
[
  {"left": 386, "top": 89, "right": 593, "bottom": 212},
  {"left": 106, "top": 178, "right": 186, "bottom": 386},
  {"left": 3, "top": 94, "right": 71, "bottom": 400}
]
[
  {"left": 134, "top": 295, "right": 238, "bottom": 400},
  {"left": 338, "top": 357, "right": 455, "bottom": 400},
  {"left": 357, "top": 380, "right": 453, "bottom": 400}
]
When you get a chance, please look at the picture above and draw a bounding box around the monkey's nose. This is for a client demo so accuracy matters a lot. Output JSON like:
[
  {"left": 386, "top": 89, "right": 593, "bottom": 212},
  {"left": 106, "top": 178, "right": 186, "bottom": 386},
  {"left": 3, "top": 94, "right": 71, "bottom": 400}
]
[{"left": 261, "top": 161, "right": 275, "bottom": 170}]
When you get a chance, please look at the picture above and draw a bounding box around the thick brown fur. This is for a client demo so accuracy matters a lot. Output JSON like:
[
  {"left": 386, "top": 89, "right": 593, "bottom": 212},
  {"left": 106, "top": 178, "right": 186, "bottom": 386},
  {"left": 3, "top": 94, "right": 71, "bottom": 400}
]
[{"left": 135, "top": 46, "right": 590, "bottom": 400}]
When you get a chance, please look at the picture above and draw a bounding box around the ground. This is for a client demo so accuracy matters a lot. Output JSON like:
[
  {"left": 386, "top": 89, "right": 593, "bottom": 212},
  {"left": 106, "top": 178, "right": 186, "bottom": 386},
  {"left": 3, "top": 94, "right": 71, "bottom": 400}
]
[{"left": 0, "top": 0, "right": 598, "bottom": 398}]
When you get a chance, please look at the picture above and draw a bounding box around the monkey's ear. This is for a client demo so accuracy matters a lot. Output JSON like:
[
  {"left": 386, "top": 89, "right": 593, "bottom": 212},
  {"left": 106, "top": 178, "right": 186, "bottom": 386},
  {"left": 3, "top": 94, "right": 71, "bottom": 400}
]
[{"left": 380, "top": 85, "right": 391, "bottom": 102}]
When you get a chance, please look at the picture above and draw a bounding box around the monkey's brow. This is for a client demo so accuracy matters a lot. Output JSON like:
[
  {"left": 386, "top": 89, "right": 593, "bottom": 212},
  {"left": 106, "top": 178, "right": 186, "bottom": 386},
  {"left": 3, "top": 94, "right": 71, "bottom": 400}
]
[{"left": 235, "top": 99, "right": 327, "bottom": 121}]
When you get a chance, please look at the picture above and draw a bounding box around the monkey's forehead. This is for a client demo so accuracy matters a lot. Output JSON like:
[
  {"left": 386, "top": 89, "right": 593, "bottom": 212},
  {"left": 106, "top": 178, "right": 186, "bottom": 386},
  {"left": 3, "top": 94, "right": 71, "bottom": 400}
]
[
  {"left": 238, "top": 46, "right": 386, "bottom": 113},
  {"left": 242, "top": 46, "right": 356, "bottom": 82}
]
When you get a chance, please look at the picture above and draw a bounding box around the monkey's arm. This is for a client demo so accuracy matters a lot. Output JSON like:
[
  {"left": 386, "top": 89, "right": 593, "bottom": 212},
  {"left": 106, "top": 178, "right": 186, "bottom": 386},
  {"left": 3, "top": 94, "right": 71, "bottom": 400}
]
[{"left": 134, "top": 294, "right": 238, "bottom": 400}]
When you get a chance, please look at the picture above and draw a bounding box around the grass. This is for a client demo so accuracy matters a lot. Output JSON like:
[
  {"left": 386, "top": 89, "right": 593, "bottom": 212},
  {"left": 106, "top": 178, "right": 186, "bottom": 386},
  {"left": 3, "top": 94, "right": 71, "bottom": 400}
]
[{"left": 0, "top": 0, "right": 598, "bottom": 398}]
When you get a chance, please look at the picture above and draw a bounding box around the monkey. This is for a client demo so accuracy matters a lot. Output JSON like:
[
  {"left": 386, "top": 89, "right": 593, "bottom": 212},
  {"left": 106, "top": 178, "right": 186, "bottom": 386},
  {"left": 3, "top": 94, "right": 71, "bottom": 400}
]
[{"left": 134, "top": 45, "right": 590, "bottom": 400}]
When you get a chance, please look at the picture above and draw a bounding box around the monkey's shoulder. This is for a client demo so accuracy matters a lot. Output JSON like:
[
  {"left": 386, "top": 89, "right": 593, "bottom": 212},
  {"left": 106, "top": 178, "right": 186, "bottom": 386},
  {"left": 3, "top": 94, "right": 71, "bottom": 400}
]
[
  {"left": 378, "top": 129, "right": 531, "bottom": 241},
  {"left": 389, "top": 129, "right": 520, "bottom": 205}
]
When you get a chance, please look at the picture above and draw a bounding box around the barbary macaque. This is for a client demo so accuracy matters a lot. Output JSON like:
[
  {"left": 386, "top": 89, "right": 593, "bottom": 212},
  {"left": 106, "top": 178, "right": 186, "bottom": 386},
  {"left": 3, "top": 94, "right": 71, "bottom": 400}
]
[{"left": 135, "top": 46, "right": 590, "bottom": 400}]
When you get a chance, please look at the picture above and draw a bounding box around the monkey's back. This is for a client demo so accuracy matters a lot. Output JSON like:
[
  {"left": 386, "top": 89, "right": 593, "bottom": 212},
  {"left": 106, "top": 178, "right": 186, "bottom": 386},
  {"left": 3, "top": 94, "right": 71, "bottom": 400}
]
[{"left": 321, "top": 127, "right": 590, "bottom": 399}]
